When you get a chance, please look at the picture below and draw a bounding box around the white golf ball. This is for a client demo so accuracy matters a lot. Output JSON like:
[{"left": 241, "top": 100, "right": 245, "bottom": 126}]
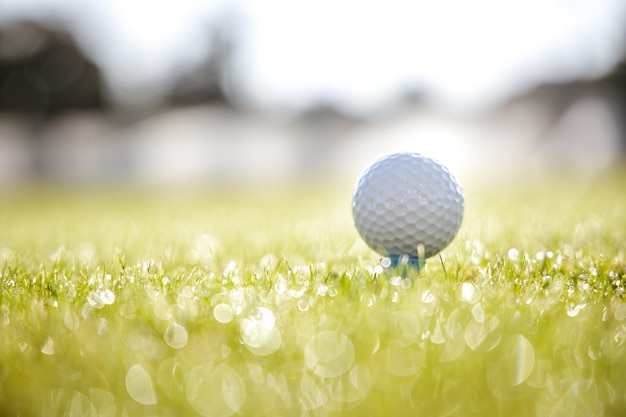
[{"left": 352, "top": 152, "right": 464, "bottom": 261}]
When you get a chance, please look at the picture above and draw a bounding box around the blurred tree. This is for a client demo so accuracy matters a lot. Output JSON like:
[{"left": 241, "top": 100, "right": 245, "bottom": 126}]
[
  {"left": 165, "top": 26, "right": 232, "bottom": 108},
  {"left": 0, "top": 21, "right": 107, "bottom": 176},
  {"left": 0, "top": 21, "right": 106, "bottom": 119}
]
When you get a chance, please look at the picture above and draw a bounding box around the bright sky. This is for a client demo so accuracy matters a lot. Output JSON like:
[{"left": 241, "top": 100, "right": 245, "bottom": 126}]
[{"left": 2, "top": 0, "right": 625, "bottom": 116}]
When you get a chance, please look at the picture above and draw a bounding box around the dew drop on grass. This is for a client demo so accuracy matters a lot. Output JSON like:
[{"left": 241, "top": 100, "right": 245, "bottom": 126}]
[
  {"left": 221, "top": 344, "right": 231, "bottom": 359},
  {"left": 360, "top": 293, "right": 376, "bottom": 307},
  {"left": 614, "top": 303, "right": 626, "bottom": 321},
  {"left": 298, "top": 299, "right": 309, "bottom": 312},
  {"left": 273, "top": 275, "right": 288, "bottom": 294},
  {"left": 389, "top": 311, "right": 421, "bottom": 347},
  {"left": 164, "top": 324, "right": 188, "bottom": 349},
  {"left": 422, "top": 290, "right": 436, "bottom": 304},
  {"left": 548, "top": 380, "right": 603, "bottom": 417},
  {"left": 471, "top": 303, "right": 485, "bottom": 323},
  {"left": 228, "top": 289, "right": 246, "bottom": 315},
  {"left": 188, "top": 234, "right": 221, "bottom": 264},
  {"left": 465, "top": 315, "right": 501, "bottom": 351},
  {"left": 97, "top": 318, "right": 108, "bottom": 336},
  {"left": 100, "top": 289, "right": 115, "bottom": 305},
  {"left": 214, "top": 303, "right": 233, "bottom": 324},
  {"left": 154, "top": 299, "right": 173, "bottom": 321},
  {"left": 567, "top": 303, "right": 587, "bottom": 317},
  {"left": 431, "top": 320, "right": 445, "bottom": 344},
  {"left": 439, "top": 338, "right": 465, "bottom": 362},
  {"left": 121, "top": 318, "right": 154, "bottom": 350},
  {"left": 82, "top": 303, "right": 94, "bottom": 319},
  {"left": 508, "top": 248, "right": 520, "bottom": 261},
  {"left": 290, "top": 287, "right": 305, "bottom": 299},
  {"left": 316, "top": 285, "right": 328, "bottom": 296},
  {"left": 77, "top": 242, "right": 97, "bottom": 265},
  {"left": 259, "top": 253, "right": 278, "bottom": 269},
  {"left": 253, "top": 306, "right": 275, "bottom": 328},
  {"left": 40, "top": 336, "right": 55, "bottom": 355},
  {"left": 461, "top": 282, "right": 480, "bottom": 304},
  {"left": 298, "top": 372, "right": 326, "bottom": 411},
  {"left": 240, "top": 307, "right": 281, "bottom": 356},
  {"left": 67, "top": 391, "right": 97, "bottom": 417},
  {"left": 67, "top": 285, "right": 77, "bottom": 298},
  {"left": 146, "top": 285, "right": 166, "bottom": 301},
  {"left": 305, "top": 331, "right": 355, "bottom": 378},
  {"left": 0, "top": 247, "right": 14, "bottom": 262},
  {"left": 446, "top": 308, "right": 467, "bottom": 341},
  {"left": 182, "top": 286, "right": 194, "bottom": 298},
  {"left": 157, "top": 358, "right": 187, "bottom": 395},
  {"left": 186, "top": 363, "right": 246, "bottom": 417},
  {"left": 126, "top": 364, "right": 157, "bottom": 405},
  {"left": 487, "top": 334, "right": 535, "bottom": 400},
  {"left": 177, "top": 293, "right": 196, "bottom": 311},
  {"left": 87, "top": 291, "right": 104, "bottom": 309},
  {"left": 602, "top": 325, "right": 625, "bottom": 358},
  {"left": 325, "top": 363, "right": 371, "bottom": 406},
  {"left": 384, "top": 343, "right": 425, "bottom": 376},
  {"left": 223, "top": 260, "right": 238, "bottom": 276},
  {"left": 439, "top": 309, "right": 469, "bottom": 361}
]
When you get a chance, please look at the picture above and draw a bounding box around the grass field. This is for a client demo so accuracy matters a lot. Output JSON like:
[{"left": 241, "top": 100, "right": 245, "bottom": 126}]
[{"left": 1, "top": 171, "right": 626, "bottom": 416}]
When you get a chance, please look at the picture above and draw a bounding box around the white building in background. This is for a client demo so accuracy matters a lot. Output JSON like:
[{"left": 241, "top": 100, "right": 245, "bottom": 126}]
[{"left": 0, "top": 83, "right": 622, "bottom": 186}]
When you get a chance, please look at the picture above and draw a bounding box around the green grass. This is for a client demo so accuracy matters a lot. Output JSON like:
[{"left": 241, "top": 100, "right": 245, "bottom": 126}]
[{"left": 1, "top": 172, "right": 626, "bottom": 417}]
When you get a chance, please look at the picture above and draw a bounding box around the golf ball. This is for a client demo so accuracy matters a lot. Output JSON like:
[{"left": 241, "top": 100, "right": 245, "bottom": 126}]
[{"left": 352, "top": 152, "right": 464, "bottom": 261}]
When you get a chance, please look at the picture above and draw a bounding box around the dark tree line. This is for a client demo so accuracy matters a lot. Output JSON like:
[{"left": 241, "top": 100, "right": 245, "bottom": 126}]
[
  {"left": 0, "top": 21, "right": 105, "bottom": 121},
  {"left": 0, "top": 20, "right": 232, "bottom": 122}
]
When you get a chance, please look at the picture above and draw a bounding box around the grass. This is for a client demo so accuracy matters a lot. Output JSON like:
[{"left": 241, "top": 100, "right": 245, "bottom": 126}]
[{"left": 1, "top": 171, "right": 626, "bottom": 417}]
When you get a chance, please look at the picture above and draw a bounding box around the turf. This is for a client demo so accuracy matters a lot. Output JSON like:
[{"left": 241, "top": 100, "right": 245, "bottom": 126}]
[{"left": 1, "top": 172, "right": 626, "bottom": 417}]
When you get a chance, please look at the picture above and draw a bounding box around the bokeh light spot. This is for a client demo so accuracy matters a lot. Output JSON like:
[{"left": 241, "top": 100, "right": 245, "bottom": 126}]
[
  {"left": 164, "top": 323, "right": 188, "bottom": 349},
  {"left": 186, "top": 363, "right": 246, "bottom": 417},
  {"left": 126, "top": 364, "right": 157, "bottom": 405},
  {"left": 305, "top": 331, "right": 355, "bottom": 378}
]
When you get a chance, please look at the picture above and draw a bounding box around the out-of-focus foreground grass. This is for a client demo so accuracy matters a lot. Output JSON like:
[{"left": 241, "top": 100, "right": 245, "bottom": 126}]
[{"left": 1, "top": 171, "right": 626, "bottom": 417}]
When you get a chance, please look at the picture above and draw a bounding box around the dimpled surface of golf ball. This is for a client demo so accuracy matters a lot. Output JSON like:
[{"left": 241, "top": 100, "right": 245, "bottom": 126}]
[{"left": 352, "top": 152, "right": 464, "bottom": 260}]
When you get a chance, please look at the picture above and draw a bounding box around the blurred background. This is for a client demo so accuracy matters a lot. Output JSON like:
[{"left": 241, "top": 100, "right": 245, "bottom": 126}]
[{"left": 1, "top": 0, "right": 626, "bottom": 187}]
